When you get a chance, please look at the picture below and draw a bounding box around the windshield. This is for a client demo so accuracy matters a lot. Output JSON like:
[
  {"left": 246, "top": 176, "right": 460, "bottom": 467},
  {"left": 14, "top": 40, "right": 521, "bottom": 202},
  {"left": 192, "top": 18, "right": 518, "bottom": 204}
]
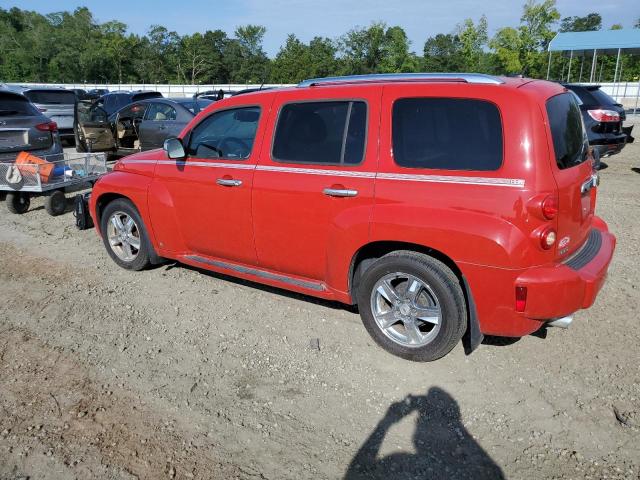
[
  {"left": 24, "top": 90, "right": 76, "bottom": 105},
  {"left": 546, "top": 93, "right": 589, "bottom": 170}
]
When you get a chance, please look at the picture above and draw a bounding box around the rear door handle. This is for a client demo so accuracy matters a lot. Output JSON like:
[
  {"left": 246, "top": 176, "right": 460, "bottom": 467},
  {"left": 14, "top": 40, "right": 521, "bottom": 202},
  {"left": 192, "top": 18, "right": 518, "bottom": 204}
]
[
  {"left": 323, "top": 188, "right": 358, "bottom": 197},
  {"left": 216, "top": 178, "right": 242, "bottom": 187}
]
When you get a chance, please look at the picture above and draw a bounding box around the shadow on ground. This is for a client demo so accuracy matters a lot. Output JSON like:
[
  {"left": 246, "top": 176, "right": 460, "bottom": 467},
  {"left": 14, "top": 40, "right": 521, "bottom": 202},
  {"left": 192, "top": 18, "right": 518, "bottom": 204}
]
[{"left": 344, "top": 387, "right": 505, "bottom": 479}]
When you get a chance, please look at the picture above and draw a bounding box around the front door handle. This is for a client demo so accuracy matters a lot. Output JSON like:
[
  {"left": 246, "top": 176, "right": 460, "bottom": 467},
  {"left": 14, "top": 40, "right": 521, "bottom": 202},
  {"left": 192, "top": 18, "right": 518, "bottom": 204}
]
[
  {"left": 323, "top": 188, "right": 358, "bottom": 197},
  {"left": 216, "top": 178, "right": 242, "bottom": 187}
]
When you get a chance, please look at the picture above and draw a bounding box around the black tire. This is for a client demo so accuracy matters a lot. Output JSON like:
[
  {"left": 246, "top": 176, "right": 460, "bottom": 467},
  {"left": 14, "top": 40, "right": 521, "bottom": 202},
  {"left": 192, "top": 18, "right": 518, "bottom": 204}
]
[
  {"left": 75, "top": 123, "right": 87, "bottom": 152},
  {"left": 6, "top": 192, "right": 30, "bottom": 214},
  {"left": 44, "top": 190, "right": 67, "bottom": 216},
  {"left": 356, "top": 251, "right": 467, "bottom": 362},
  {"left": 100, "top": 198, "right": 151, "bottom": 271}
]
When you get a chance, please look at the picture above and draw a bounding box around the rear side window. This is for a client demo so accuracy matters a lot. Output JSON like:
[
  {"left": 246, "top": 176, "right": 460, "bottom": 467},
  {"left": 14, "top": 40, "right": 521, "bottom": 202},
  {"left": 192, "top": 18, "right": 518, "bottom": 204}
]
[
  {"left": 546, "top": 93, "right": 588, "bottom": 170},
  {"left": 0, "top": 95, "right": 39, "bottom": 116},
  {"left": 392, "top": 98, "right": 503, "bottom": 171},
  {"left": 23, "top": 90, "right": 76, "bottom": 105},
  {"left": 145, "top": 103, "right": 177, "bottom": 121},
  {"left": 273, "top": 101, "right": 367, "bottom": 165}
]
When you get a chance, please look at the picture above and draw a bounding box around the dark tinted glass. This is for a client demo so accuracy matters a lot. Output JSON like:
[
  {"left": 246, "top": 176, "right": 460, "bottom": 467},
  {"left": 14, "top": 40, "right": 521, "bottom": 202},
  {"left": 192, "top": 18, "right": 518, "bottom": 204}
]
[
  {"left": 0, "top": 95, "right": 39, "bottom": 116},
  {"left": 188, "top": 106, "right": 260, "bottom": 159},
  {"left": 546, "top": 93, "right": 588, "bottom": 170},
  {"left": 23, "top": 90, "right": 76, "bottom": 105},
  {"left": 273, "top": 101, "right": 367, "bottom": 165},
  {"left": 392, "top": 98, "right": 503, "bottom": 170},
  {"left": 589, "top": 88, "right": 617, "bottom": 106}
]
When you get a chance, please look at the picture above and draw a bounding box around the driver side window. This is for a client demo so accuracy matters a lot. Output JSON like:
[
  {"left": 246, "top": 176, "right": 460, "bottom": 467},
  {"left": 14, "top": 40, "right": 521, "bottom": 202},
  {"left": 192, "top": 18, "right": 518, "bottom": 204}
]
[{"left": 188, "top": 106, "right": 261, "bottom": 160}]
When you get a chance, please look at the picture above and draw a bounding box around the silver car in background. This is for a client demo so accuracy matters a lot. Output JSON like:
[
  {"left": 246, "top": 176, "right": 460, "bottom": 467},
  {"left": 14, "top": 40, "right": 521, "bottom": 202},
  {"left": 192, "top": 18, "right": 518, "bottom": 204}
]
[
  {"left": 8, "top": 87, "right": 76, "bottom": 144},
  {"left": 0, "top": 90, "right": 63, "bottom": 163}
]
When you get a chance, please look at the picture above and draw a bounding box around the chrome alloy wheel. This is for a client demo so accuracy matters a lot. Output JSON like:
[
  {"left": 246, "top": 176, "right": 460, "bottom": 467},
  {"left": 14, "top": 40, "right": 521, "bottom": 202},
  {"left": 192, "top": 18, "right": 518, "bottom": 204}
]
[
  {"left": 370, "top": 272, "right": 442, "bottom": 348},
  {"left": 106, "top": 211, "right": 141, "bottom": 261}
]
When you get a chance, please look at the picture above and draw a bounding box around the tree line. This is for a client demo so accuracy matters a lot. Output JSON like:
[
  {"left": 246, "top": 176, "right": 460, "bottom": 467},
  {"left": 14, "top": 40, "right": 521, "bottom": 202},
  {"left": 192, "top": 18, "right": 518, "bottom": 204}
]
[{"left": 1, "top": 0, "right": 639, "bottom": 85}]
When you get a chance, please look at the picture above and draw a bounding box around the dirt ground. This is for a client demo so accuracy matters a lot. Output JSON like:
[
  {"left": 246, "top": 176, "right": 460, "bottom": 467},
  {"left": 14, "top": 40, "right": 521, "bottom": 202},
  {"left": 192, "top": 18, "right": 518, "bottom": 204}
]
[{"left": 1, "top": 122, "right": 639, "bottom": 480}]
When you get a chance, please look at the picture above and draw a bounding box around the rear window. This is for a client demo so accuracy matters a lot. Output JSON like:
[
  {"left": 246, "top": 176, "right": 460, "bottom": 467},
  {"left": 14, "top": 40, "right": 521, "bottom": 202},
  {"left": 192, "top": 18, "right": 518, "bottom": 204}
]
[
  {"left": 0, "top": 95, "right": 39, "bottom": 116},
  {"left": 589, "top": 88, "right": 617, "bottom": 106},
  {"left": 546, "top": 93, "right": 589, "bottom": 170},
  {"left": 392, "top": 98, "right": 503, "bottom": 171},
  {"left": 131, "top": 92, "right": 163, "bottom": 102},
  {"left": 23, "top": 90, "right": 76, "bottom": 105},
  {"left": 273, "top": 101, "right": 367, "bottom": 165}
]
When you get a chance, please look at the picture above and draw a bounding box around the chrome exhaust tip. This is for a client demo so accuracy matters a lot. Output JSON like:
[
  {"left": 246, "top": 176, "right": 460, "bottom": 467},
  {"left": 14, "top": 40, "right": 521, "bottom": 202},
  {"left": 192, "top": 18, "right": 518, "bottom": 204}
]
[{"left": 547, "top": 315, "right": 574, "bottom": 328}]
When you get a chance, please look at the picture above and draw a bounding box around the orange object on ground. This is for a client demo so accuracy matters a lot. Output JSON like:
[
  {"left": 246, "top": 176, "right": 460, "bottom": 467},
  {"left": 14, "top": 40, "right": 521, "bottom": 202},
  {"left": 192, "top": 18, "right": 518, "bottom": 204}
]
[{"left": 15, "top": 151, "right": 54, "bottom": 183}]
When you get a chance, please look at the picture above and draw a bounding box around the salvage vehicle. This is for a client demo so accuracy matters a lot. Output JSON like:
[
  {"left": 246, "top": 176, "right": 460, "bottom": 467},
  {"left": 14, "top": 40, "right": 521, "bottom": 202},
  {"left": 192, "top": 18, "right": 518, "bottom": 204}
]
[
  {"left": 75, "top": 97, "right": 212, "bottom": 155},
  {"left": 0, "top": 89, "right": 63, "bottom": 163},
  {"left": 8, "top": 86, "right": 77, "bottom": 144},
  {"left": 89, "top": 73, "right": 616, "bottom": 361},
  {"left": 562, "top": 83, "right": 634, "bottom": 158}
]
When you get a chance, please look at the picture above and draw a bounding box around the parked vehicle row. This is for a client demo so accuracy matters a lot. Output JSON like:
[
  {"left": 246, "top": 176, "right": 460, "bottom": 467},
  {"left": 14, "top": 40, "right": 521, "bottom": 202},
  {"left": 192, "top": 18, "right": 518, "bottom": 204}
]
[{"left": 89, "top": 73, "right": 616, "bottom": 362}]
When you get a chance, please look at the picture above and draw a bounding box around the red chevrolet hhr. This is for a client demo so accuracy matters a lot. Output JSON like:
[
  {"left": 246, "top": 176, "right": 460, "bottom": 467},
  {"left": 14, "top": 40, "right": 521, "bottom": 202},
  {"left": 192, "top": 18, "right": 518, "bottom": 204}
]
[{"left": 89, "top": 73, "right": 616, "bottom": 361}]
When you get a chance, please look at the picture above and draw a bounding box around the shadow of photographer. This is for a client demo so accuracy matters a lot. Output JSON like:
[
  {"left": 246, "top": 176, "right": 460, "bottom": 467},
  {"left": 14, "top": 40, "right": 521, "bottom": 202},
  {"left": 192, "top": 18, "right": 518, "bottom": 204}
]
[{"left": 344, "top": 387, "right": 505, "bottom": 480}]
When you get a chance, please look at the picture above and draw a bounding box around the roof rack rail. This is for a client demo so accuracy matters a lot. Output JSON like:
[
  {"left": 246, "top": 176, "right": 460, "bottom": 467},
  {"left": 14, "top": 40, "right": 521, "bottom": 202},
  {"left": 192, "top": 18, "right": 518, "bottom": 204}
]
[{"left": 298, "top": 73, "right": 504, "bottom": 87}]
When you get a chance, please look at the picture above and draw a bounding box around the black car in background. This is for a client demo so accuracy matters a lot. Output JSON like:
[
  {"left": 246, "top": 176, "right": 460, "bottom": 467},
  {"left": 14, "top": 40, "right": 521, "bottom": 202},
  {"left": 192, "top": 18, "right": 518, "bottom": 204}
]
[
  {"left": 562, "top": 83, "right": 634, "bottom": 158},
  {"left": 75, "top": 97, "right": 212, "bottom": 156}
]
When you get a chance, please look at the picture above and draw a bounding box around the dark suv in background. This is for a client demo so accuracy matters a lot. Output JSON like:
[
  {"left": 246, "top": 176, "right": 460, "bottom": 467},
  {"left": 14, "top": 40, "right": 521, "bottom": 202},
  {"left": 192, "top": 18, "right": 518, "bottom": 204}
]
[{"left": 563, "top": 83, "right": 634, "bottom": 159}]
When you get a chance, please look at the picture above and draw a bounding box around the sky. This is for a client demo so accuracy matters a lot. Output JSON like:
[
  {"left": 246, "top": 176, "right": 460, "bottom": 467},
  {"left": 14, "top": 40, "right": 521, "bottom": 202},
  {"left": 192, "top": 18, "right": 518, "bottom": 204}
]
[{"left": 4, "top": 0, "right": 639, "bottom": 56}]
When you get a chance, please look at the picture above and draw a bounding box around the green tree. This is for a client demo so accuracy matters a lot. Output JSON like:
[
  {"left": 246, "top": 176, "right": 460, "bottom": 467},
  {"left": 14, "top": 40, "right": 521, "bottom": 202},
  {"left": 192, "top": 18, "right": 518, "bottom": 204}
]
[
  {"left": 489, "top": 27, "right": 523, "bottom": 74},
  {"left": 226, "top": 25, "right": 269, "bottom": 83},
  {"left": 456, "top": 16, "right": 488, "bottom": 71},
  {"left": 423, "top": 34, "right": 463, "bottom": 71},
  {"left": 559, "top": 13, "right": 601, "bottom": 32}
]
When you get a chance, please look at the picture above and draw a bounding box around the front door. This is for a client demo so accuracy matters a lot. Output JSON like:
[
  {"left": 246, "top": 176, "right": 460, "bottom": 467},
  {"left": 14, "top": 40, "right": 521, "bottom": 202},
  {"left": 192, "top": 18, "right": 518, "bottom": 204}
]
[
  {"left": 150, "top": 103, "right": 267, "bottom": 265},
  {"left": 75, "top": 101, "right": 115, "bottom": 152},
  {"left": 115, "top": 103, "right": 147, "bottom": 155},
  {"left": 252, "top": 88, "right": 381, "bottom": 284}
]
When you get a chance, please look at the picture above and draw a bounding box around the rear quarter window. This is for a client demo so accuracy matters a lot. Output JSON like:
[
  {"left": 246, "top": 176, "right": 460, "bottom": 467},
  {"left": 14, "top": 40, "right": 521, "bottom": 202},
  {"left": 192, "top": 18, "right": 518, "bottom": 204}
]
[
  {"left": 392, "top": 98, "right": 503, "bottom": 171},
  {"left": 546, "top": 93, "right": 589, "bottom": 170}
]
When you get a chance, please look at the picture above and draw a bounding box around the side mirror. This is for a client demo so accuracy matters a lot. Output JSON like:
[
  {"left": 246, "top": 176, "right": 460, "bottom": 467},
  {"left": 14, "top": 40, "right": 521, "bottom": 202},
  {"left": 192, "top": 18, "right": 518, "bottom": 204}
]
[{"left": 164, "top": 137, "right": 185, "bottom": 159}]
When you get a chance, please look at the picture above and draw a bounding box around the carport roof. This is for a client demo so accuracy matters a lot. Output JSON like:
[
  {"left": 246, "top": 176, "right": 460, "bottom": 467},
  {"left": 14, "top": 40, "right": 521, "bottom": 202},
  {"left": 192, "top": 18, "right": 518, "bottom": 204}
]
[{"left": 548, "top": 29, "right": 640, "bottom": 55}]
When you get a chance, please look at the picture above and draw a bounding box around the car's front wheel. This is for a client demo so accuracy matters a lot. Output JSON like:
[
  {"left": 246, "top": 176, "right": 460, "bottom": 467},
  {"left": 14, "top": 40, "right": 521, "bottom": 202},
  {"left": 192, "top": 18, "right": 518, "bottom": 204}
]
[
  {"left": 100, "top": 199, "right": 151, "bottom": 271},
  {"left": 356, "top": 251, "right": 467, "bottom": 362}
]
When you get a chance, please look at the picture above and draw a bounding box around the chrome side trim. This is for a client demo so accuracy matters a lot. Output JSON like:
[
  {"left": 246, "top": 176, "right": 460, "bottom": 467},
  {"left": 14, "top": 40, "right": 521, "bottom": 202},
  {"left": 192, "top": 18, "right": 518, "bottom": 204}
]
[
  {"left": 184, "top": 255, "right": 327, "bottom": 291},
  {"left": 125, "top": 159, "right": 526, "bottom": 187},
  {"left": 377, "top": 172, "right": 525, "bottom": 188}
]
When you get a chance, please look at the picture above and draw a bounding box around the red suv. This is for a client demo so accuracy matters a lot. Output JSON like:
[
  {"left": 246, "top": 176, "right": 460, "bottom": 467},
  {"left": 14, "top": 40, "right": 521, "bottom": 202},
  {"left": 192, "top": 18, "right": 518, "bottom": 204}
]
[{"left": 89, "top": 73, "right": 616, "bottom": 361}]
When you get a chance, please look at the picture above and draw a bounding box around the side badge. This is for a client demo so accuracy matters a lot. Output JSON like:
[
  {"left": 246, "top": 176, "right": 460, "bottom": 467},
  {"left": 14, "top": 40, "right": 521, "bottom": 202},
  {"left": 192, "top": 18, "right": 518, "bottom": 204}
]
[{"left": 559, "top": 236, "right": 570, "bottom": 249}]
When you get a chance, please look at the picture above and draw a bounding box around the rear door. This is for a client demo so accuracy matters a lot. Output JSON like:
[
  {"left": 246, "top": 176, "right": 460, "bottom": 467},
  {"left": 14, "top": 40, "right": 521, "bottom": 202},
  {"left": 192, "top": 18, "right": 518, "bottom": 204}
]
[
  {"left": 545, "top": 92, "right": 595, "bottom": 259},
  {"left": 139, "top": 102, "right": 185, "bottom": 150},
  {"left": 115, "top": 103, "right": 147, "bottom": 153},
  {"left": 251, "top": 87, "right": 379, "bottom": 283}
]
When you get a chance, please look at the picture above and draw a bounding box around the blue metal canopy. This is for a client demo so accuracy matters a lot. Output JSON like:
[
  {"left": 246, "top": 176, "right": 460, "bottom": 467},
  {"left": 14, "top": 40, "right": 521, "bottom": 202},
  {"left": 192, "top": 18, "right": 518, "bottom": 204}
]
[{"left": 548, "top": 30, "right": 640, "bottom": 55}]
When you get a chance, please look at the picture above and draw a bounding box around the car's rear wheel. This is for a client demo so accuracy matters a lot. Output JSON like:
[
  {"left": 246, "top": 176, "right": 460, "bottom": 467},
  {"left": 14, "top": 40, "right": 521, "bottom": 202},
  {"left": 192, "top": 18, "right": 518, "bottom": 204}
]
[
  {"left": 356, "top": 251, "right": 467, "bottom": 362},
  {"left": 6, "top": 192, "right": 30, "bottom": 214},
  {"left": 101, "top": 199, "right": 151, "bottom": 271}
]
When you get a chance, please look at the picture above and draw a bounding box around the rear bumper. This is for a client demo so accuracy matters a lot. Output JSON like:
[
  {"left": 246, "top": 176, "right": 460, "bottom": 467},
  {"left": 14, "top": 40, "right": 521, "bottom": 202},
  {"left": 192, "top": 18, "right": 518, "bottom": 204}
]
[
  {"left": 461, "top": 218, "right": 615, "bottom": 337},
  {"left": 590, "top": 130, "right": 630, "bottom": 157},
  {"left": 516, "top": 219, "right": 615, "bottom": 320}
]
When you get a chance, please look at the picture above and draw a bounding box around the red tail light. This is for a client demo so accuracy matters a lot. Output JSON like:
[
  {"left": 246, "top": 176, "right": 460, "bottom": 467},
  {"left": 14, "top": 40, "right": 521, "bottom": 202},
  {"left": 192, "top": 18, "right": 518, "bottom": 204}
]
[
  {"left": 515, "top": 286, "right": 527, "bottom": 313},
  {"left": 540, "top": 227, "right": 557, "bottom": 250},
  {"left": 35, "top": 121, "right": 58, "bottom": 132},
  {"left": 541, "top": 195, "right": 558, "bottom": 220},
  {"left": 587, "top": 109, "right": 620, "bottom": 122}
]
